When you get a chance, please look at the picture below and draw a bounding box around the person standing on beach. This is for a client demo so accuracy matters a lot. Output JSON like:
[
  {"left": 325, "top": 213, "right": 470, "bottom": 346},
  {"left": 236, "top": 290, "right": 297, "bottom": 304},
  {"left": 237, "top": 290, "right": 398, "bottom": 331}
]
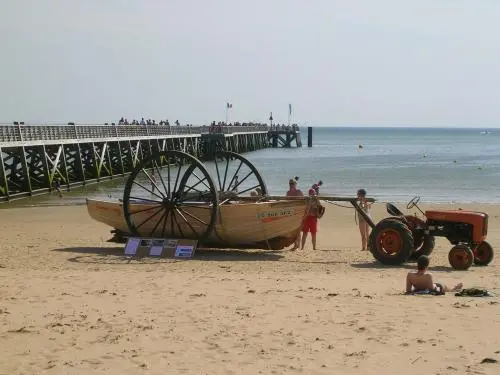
[
  {"left": 301, "top": 188, "right": 323, "bottom": 250},
  {"left": 286, "top": 178, "right": 303, "bottom": 250},
  {"left": 356, "top": 188, "right": 372, "bottom": 251}
]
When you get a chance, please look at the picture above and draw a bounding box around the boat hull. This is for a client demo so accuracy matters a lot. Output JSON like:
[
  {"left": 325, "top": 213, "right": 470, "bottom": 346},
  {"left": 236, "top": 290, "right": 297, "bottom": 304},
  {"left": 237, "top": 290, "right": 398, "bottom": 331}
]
[{"left": 86, "top": 198, "right": 308, "bottom": 249}]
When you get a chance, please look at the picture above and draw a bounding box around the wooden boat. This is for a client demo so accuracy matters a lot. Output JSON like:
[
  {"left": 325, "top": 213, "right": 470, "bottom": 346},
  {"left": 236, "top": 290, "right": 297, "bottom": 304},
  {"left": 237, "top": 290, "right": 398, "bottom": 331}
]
[
  {"left": 86, "top": 197, "right": 309, "bottom": 249},
  {"left": 86, "top": 150, "right": 372, "bottom": 251}
]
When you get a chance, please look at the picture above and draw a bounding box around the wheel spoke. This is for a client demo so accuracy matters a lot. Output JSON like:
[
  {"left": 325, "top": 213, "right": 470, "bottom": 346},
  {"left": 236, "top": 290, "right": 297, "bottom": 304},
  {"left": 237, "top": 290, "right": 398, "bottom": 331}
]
[
  {"left": 214, "top": 156, "right": 223, "bottom": 191},
  {"left": 191, "top": 171, "right": 211, "bottom": 190},
  {"left": 149, "top": 211, "right": 166, "bottom": 237},
  {"left": 172, "top": 210, "right": 184, "bottom": 237},
  {"left": 129, "top": 204, "right": 163, "bottom": 215},
  {"left": 135, "top": 206, "right": 164, "bottom": 230},
  {"left": 160, "top": 208, "right": 170, "bottom": 238},
  {"left": 166, "top": 160, "right": 171, "bottom": 199},
  {"left": 181, "top": 177, "right": 208, "bottom": 196},
  {"left": 170, "top": 207, "right": 175, "bottom": 237},
  {"left": 132, "top": 180, "right": 164, "bottom": 201},
  {"left": 141, "top": 169, "right": 166, "bottom": 199},
  {"left": 236, "top": 183, "right": 262, "bottom": 196},
  {"left": 232, "top": 170, "right": 253, "bottom": 192},
  {"left": 175, "top": 208, "right": 200, "bottom": 237},
  {"left": 178, "top": 206, "right": 209, "bottom": 226},
  {"left": 172, "top": 161, "right": 183, "bottom": 196},
  {"left": 227, "top": 160, "right": 244, "bottom": 191},
  {"left": 129, "top": 195, "right": 163, "bottom": 204},
  {"left": 153, "top": 160, "right": 169, "bottom": 199},
  {"left": 222, "top": 157, "right": 231, "bottom": 191}
]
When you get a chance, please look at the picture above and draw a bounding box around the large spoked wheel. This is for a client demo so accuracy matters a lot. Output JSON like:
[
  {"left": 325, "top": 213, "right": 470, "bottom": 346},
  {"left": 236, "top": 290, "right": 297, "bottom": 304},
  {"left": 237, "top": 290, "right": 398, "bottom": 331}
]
[
  {"left": 448, "top": 245, "right": 474, "bottom": 270},
  {"left": 406, "top": 196, "right": 421, "bottom": 210},
  {"left": 473, "top": 241, "right": 494, "bottom": 266},
  {"left": 123, "top": 150, "right": 218, "bottom": 240},
  {"left": 369, "top": 219, "right": 414, "bottom": 265},
  {"left": 210, "top": 151, "right": 267, "bottom": 201}
]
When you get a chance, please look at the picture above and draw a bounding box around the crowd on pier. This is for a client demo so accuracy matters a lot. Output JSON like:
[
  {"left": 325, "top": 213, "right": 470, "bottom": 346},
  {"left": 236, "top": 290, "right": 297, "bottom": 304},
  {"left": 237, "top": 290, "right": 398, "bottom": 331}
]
[{"left": 115, "top": 117, "right": 298, "bottom": 132}]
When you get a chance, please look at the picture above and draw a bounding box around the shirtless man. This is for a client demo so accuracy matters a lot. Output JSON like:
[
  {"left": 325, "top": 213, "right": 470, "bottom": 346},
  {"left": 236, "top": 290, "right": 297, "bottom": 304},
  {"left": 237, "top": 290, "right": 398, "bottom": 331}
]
[
  {"left": 286, "top": 179, "right": 303, "bottom": 250},
  {"left": 406, "top": 255, "right": 463, "bottom": 294}
]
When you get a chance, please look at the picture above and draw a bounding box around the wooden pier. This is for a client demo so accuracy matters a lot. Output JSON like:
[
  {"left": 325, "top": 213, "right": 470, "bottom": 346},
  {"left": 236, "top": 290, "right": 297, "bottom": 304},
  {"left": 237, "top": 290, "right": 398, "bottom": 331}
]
[
  {"left": 267, "top": 125, "right": 302, "bottom": 148},
  {"left": 0, "top": 123, "right": 272, "bottom": 202}
]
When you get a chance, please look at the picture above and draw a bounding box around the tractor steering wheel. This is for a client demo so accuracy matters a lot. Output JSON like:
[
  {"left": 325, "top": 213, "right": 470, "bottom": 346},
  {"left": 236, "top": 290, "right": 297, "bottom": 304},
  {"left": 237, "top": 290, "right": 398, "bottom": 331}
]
[{"left": 407, "top": 196, "right": 421, "bottom": 210}]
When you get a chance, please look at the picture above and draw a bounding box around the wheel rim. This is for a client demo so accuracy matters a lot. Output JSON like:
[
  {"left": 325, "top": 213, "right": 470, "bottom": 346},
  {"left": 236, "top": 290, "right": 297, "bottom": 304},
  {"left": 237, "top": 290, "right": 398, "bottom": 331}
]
[
  {"left": 450, "top": 247, "right": 471, "bottom": 268},
  {"left": 123, "top": 151, "right": 218, "bottom": 240},
  {"left": 207, "top": 151, "right": 267, "bottom": 201},
  {"left": 376, "top": 229, "right": 403, "bottom": 255},
  {"left": 474, "top": 242, "right": 493, "bottom": 263}
]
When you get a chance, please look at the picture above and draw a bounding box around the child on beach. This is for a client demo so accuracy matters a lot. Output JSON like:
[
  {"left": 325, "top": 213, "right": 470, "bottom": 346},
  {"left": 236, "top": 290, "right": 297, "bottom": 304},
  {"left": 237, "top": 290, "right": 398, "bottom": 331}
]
[{"left": 356, "top": 188, "right": 372, "bottom": 251}]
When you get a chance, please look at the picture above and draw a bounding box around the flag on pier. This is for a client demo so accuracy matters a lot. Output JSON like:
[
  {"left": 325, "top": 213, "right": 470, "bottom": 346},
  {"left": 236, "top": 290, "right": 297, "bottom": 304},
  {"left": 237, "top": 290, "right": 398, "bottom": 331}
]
[{"left": 226, "top": 103, "right": 233, "bottom": 109}]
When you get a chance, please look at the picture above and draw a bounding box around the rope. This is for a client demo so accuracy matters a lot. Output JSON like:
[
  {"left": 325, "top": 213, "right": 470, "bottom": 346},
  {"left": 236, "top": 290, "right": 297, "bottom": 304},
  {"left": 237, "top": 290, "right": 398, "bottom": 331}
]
[
  {"left": 322, "top": 200, "right": 355, "bottom": 209},
  {"left": 322, "top": 199, "right": 360, "bottom": 225}
]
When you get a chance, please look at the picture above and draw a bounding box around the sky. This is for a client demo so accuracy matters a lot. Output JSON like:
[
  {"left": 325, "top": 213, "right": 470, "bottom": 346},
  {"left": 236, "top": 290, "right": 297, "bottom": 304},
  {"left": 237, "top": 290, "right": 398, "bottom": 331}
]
[{"left": 1, "top": 0, "right": 499, "bottom": 127}]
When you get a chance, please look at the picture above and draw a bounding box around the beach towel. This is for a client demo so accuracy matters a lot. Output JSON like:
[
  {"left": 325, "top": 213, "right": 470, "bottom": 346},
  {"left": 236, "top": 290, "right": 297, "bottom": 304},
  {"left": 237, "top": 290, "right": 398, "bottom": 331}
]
[
  {"left": 455, "top": 288, "right": 493, "bottom": 297},
  {"left": 406, "top": 283, "right": 445, "bottom": 296}
]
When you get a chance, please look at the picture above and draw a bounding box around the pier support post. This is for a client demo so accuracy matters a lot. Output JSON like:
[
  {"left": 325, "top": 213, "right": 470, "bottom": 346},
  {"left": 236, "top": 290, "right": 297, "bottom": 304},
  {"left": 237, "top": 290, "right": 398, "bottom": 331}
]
[
  {"left": 0, "top": 147, "right": 9, "bottom": 200},
  {"left": 307, "top": 127, "right": 313, "bottom": 147},
  {"left": 20, "top": 146, "right": 32, "bottom": 195}
]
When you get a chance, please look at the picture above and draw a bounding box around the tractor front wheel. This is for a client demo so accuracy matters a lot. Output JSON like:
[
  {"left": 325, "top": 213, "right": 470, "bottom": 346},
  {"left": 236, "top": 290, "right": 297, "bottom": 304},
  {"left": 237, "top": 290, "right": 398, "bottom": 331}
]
[
  {"left": 473, "top": 241, "right": 494, "bottom": 266},
  {"left": 369, "top": 219, "right": 414, "bottom": 265},
  {"left": 448, "top": 245, "right": 474, "bottom": 270}
]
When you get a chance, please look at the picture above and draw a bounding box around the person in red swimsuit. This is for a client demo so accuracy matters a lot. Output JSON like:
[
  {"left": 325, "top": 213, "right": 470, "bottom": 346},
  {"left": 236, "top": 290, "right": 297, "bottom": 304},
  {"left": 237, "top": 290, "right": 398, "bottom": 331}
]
[{"left": 301, "top": 188, "right": 323, "bottom": 250}]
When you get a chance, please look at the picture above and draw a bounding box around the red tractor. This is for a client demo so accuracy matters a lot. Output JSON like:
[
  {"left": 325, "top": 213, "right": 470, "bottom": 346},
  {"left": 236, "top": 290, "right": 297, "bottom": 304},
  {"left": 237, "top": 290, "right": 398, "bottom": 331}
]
[{"left": 368, "top": 196, "right": 493, "bottom": 270}]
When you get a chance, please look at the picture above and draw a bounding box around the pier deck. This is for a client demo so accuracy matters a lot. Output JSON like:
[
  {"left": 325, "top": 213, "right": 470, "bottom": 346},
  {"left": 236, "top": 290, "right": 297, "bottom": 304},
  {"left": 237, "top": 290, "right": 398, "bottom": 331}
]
[{"left": 0, "top": 123, "right": 274, "bottom": 202}]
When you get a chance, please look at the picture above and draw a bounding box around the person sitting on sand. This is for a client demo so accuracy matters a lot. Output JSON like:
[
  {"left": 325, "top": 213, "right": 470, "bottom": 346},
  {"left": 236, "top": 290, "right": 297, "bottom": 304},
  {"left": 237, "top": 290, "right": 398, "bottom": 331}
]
[{"left": 406, "top": 255, "right": 463, "bottom": 294}]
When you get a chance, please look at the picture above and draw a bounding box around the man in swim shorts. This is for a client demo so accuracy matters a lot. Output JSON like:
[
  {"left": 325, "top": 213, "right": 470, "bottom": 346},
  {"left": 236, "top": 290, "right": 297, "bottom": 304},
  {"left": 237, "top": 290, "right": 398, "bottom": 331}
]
[
  {"left": 301, "top": 188, "right": 323, "bottom": 250},
  {"left": 406, "top": 255, "right": 463, "bottom": 294}
]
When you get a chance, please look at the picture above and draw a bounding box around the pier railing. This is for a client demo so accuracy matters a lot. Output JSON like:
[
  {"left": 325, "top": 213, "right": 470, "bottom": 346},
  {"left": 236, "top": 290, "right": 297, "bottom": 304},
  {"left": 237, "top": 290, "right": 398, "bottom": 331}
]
[{"left": 0, "top": 123, "right": 269, "bottom": 143}]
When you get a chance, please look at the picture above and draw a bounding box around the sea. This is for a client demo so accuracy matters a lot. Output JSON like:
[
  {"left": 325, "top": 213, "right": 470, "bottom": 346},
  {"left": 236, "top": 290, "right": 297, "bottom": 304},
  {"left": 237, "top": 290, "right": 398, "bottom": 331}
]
[{"left": 5, "top": 126, "right": 500, "bottom": 206}]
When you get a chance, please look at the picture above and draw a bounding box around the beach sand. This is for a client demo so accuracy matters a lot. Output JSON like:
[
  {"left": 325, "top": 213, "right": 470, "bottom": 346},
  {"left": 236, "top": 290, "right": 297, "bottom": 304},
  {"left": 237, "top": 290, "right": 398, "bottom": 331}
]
[{"left": 0, "top": 201, "right": 499, "bottom": 374}]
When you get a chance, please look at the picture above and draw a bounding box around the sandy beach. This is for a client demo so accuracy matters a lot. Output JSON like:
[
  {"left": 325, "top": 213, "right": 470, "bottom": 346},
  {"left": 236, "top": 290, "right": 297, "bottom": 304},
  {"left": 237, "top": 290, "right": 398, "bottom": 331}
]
[{"left": 1, "top": 201, "right": 499, "bottom": 374}]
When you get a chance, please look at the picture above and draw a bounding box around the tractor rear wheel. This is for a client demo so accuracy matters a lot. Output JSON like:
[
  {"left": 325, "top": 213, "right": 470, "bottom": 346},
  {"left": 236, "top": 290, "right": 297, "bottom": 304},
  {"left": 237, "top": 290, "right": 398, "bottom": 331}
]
[
  {"left": 369, "top": 219, "right": 414, "bottom": 265},
  {"left": 473, "top": 241, "right": 494, "bottom": 266},
  {"left": 448, "top": 245, "right": 474, "bottom": 270}
]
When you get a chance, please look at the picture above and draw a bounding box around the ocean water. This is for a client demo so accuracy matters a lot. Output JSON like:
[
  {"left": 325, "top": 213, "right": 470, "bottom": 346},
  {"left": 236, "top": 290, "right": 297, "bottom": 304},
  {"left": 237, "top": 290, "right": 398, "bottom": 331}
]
[{"left": 6, "top": 127, "right": 500, "bottom": 206}]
